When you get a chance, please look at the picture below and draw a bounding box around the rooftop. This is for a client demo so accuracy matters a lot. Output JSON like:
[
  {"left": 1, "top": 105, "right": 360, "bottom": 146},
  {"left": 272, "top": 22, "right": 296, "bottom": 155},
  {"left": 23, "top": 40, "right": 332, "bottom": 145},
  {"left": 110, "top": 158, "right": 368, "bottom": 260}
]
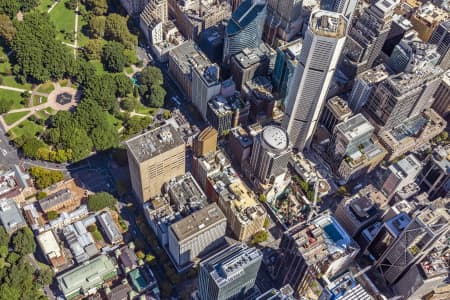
[
  {"left": 230, "top": 126, "right": 253, "bottom": 148},
  {"left": 165, "top": 172, "right": 207, "bottom": 215},
  {"left": 0, "top": 198, "right": 26, "bottom": 233},
  {"left": 413, "top": 2, "right": 448, "bottom": 24},
  {"left": 261, "top": 125, "right": 289, "bottom": 151},
  {"left": 336, "top": 114, "right": 374, "bottom": 141},
  {"left": 226, "top": 0, "right": 267, "bottom": 36},
  {"left": 39, "top": 188, "right": 73, "bottom": 211},
  {"left": 323, "top": 272, "right": 373, "bottom": 300},
  {"left": 169, "top": 203, "right": 226, "bottom": 241},
  {"left": 358, "top": 64, "right": 390, "bottom": 84},
  {"left": 233, "top": 47, "right": 268, "bottom": 69},
  {"left": 170, "top": 40, "right": 213, "bottom": 75},
  {"left": 57, "top": 255, "right": 116, "bottom": 297},
  {"left": 126, "top": 124, "right": 184, "bottom": 163},
  {"left": 208, "top": 92, "right": 247, "bottom": 116},
  {"left": 201, "top": 243, "right": 262, "bottom": 287},
  {"left": 278, "top": 39, "right": 303, "bottom": 59},
  {"left": 309, "top": 10, "right": 347, "bottom": 38},
  {"left": 97, "top": 211, "right": 122, "bottom": 244},
  {"left": 326, "top": 96, "right": 353, "bottom": 119}
]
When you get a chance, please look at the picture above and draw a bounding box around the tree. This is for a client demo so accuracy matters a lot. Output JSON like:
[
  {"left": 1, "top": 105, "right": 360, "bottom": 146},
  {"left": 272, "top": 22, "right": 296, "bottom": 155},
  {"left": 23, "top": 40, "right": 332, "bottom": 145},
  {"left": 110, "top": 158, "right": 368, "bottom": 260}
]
[
  {"left": 29, "top": 166, "right": 64, "bottom": 189},
  {"left": 115, "top": 73, "right": 133, "bottom": 97},
  {"left": 85, "top": 0, "right": 108, "bottom": 16},
  {"left": 90, "top": 120, "right": 119, "bottom": 151},
  {"left": 88, "top": 15, "right": 106, "bottom": 38},
  {"left": 35, "top": 267, "right": 54, "bottom": 286},
  {"left": 440, "top": 131, "right": 448, "bottom": 141},
  {"left": 120, "top": 97, "right": 137, "bottom": 112},
  {"left": 21, "top": 137, "right": 48, "bottom": 160},
  {"left": 65, "top": 127, "right": 93, "bottom": 161},
  {"left": 145, "top": 254, "right": 155, "bottom": 264},
  {"left": 65, "top": 0, "right": 78, "bottom": 10},
  {"left": 0, "top": 99, "right": 12, "bottom": 113},
  {"left": 105, "top": 14, "right": 137, "bottom": 49},
  {"left": 0, "top": 0, "right": 19, "bottom": 18},
  {"left": 83, "top": 39, "right": 104, "bottom": 60},
  {"left": 83, "top": 74, "right": 118, "bottom": 111},
  {"left": 87, "top": 192, "right": 117, "bottom": 211},
  {"left": 11, "top": 12, "right": 73, "bottom": 82},
  {"left": 337, "top": 185, "right": 348, "bottom": 196},
  {"left": 71, "top": 58, "right": 97, "bottom": 85},
  {"left": 259, "top": 194, "right": 267, "bottom": 203},
  {"left": 251, "top": 230, "right": 268, "bottom": 244},
  {"left": 36, "top": 191, "right": 47, "bottom": 200},
  {"left": 136, "top": 250, "right": 145, "bottom": 259},
  {"left": 0, "top": 13, "right": 15, "bottom": 42},
  {"left": 124, "top": 116, "right": 151, "bottom": 136},
  {"left": 148, "top": 84, "right": 166, "bottom": 107},
  {"left": 0, "top": 227, "right": 9, "bottom": 248},
  {"left": 163, "top": 110, "right": 171, "bottom": 120},
  {"left": 18, "top": 0, "right": 39, "bottom": 12},
  {"left": 11, "top": 227, "right": 36, "bottom": 256},
  {"left": 102, "top": 41, "right": 127, "bottom": 72},
  {"left": 46, "top": 211, "right": 59, "bottom": 221},
  {"left": 138, "top": 66, "right": 163, "bottom": 87}
]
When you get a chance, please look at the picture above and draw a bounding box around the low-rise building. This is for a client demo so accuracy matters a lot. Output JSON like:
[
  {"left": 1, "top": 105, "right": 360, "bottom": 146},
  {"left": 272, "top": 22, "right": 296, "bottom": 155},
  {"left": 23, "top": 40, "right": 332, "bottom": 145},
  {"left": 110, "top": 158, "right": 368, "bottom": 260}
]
[
  {"left": 37, "top": 230, "right": 66, "bottom": 269},
  {"left": 228, "top": 126, "right": 253, "bottom": 165},
  {"left": 39, "top": 189, "right": 75, "bottom": 213},
  {"left": 0, "top": 198, "right": 26, "bottom": 234},
  {"left": 128, "top": 266, "right": 158, "bottom": 293},
  {"left": 56, "top": 255, "right": 117, "bottom": 299},
  {"left": 417, "top": 145, "right": 450, "bottom": 199},
  {"left": 61, "top": 218, "right": 98, "bottom": 263},
  {"left": 320, "top": 96, "right": 353, "bottom": 134},
  {"left": 242, "top": 76, "right": 276, "bottom": 123},
  {"left": 116, "top": 244, "right": 140, "bottom": 274},
  {"left": 231, "top": 47, "right": 271, "bottom": 91},
  {"left": 0, "top": 165, "right": 32, "bottom": 203},
  {"left": 378, "top": 109, "right": 446, "bottom": 162},
  {"left": 206, "top": 92, "right": 249, "bottom": 135},
  {"left": 410, "top": 2, "right": 448, "bottom": 42},
  {"left": 319, "top": 271, "right": 374, "bottom": 300},
  {"left": 97, "top": 211, "right": 122, "bottom": 245}
]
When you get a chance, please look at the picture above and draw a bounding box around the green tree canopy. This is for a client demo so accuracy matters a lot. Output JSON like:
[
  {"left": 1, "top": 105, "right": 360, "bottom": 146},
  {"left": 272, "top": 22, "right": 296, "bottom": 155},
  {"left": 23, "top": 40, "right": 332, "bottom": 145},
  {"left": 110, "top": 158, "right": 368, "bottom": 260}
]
[
  {"left": 11, "top": 12, "right": 73, "bottom": 82},
  {"left": 138, "top": 66, "right": 163, "bottom": 87},
  {"left": 83, "top": 74, "right": 118, "bottom": 111},
  {"left": 88, "top": 15, "right": 106, "bottom": 39},
  {"left": 124, "top": 116, "right": 151, "bottom": 136},
  {"left": 29, "top": 166, "right": 64, "bottom": 189},
  {"left": 0, "top": 227, "right": 9, "bottom": 248},
  {"left": 83, "top": 39, "right": 104, "bottom": 60},
  {"left": 87, "top": 192, "right": 117, "bottom": 211},
  {"left": 102, "top": 41, "right": 127, "bottom": 73},
  {"left": 120, "top": 97, "right": 137, "bottom": 112},
  {"left": 11, "top": 227, "right": 36, "bottom": 256},
  {"left": 0, "top": 0, "right": 19, "bottom": 18},
  {"left": 115, "top": 73, "right": 133, "bottom": 97},
  {"left": 85, "top": 0, "right": 108, "bottom": 16},
  {"left": 105, "top": 14, "right": 137, "bottom": 49},
  {"left": 148, "top": 84, "right": 166, "bottom": 107},
  {"left": 0, "top": 99, "right": 13, "bottom": 114},
  {"left": 0, "top": 13, "right": 16, "bottom": 42}
]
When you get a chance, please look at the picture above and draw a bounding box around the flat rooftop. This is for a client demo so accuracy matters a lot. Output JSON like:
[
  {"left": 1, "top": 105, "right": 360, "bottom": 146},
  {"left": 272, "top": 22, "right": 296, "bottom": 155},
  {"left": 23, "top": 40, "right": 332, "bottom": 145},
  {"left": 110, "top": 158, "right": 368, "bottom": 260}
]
[
  {"left": 170, "top": 40, "right": 213, "bottom": 74},
  {"left": 233, "top": 47, "right": 268, "bottom": 69},
  {"left": 166, "top": 172, "right": 207, "bottom": 214},
  {"left": 170, "top": 203, "right": 226, "bottom": 241},
  {"left": 309, "top": 10, "right": 347, "bottom": 38},
  {"left": 336, "top": 114, "right": 374, "bottom": 140},
  {"left": 126, "top": 124, "right": 184, "bottom": 163}
]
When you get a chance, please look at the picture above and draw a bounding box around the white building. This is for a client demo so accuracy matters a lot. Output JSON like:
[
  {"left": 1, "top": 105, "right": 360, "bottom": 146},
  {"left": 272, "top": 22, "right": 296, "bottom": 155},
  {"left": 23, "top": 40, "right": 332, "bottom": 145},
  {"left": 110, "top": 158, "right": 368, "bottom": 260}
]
[
  {"left": 282, "top": 10, "right": 348, "bottom": 151},
  {"left": 192, "top": 64, "right": 221, "bottom": 121}
]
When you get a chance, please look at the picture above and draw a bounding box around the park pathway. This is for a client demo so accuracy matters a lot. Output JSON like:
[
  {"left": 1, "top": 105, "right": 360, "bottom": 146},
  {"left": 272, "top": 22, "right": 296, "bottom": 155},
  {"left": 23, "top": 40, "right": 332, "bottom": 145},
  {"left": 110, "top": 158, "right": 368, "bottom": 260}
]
[
  {"left": 47, "top": 1, "right": 58, "bottom": 13},
  {"left": 74, "top": 5, "right": 80, "bottom": 57}
]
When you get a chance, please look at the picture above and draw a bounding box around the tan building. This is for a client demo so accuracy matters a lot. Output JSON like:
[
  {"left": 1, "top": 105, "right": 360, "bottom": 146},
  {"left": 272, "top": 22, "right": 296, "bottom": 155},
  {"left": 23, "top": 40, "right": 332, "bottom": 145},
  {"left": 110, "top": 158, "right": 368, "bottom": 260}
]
[
  {"left": 410, "top": 2, "right": 448, "bottom": 42},
  {"left": 216, "top": 180, "right": 266, "bottom": 241},
  {"left": 432, "top": 71, "right": 450, "bottom": 117},
  {"left": 126, "top": 124, "right": 185, "bottom": 203},
  {"left": 193, "top": 126, "right": 218, "bottom": 157},
  {"left": 168, "top": 0, "right": 231, "bottom": 39},
  {"left": 378, "top": 109, "right": 446, "bottom": 161}
]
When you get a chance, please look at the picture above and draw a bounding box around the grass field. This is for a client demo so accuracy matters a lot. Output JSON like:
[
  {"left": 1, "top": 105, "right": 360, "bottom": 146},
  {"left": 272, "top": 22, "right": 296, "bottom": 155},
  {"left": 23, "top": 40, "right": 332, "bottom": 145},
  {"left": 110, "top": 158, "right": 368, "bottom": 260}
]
[
  {"left": 59, "top": 79, "right": 70, "bottom": 87},
  {"left": 124, "top": 66, "right": 133, "bottom": 74},
  {"left": 105, "top": 113, "right": 123, "bottom": 130},
  {"left": 32, "top": 95, "right": 48, "bottom": 106},
  {"left": 37, "top": 82, "right": 55, "bottom": 94},
  {"left": 1, "top": 75, "right": 33, "bottom": 90},
  {"left": 9, "top": 119, "right": 44, "bottom": 138},
  {"left": 90, "top": 60, "right": 107, "bottom": 75},
  {"left": 0, "top": 89, "right": 26, "bottom": 109},
  {"left": 38, "top": 0, "right": 55, "bottom": 12},
  {"left": 3, "top": 111, "right": 29, "bottom": 125},
  {"left": 135, "top": 102, "right": 158, "bottom": 115},
  {"left": 49, "top": 0, "right": 76, "bottom": 43}
]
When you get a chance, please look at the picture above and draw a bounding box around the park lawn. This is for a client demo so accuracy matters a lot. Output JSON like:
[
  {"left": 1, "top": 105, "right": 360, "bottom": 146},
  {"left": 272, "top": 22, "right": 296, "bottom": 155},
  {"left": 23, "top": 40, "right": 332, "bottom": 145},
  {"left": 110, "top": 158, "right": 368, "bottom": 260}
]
[
  {"left": 49, "top": 0, "right": 76, "bottom": 43},
  {"left": 0, "top": 59, "right": 11, "bottom": 75},
  {"left": 1, "top": 75, "right": 33, "bottom": 90},
  {"left": 124, "top": 66, "right": 133, "bottom": 75},
  {"left": 38, "top": 0, "right": 55, "bottom": 12},
  {"left": 77, "top": 12, "right": 90, "bottom": 47},
  {"left": 33, "top": 95, "right": 48, "bottom": 106},
  {"left": 45, "top": 107, "right": 56, "bottom": 115},
  {"left": 105, "top": 113, "right": 123, "bottom": 130},
  {"left": 90, "top": 60, "right": 107, "bottom": 75},
  {"left": 9, "top": 119, "right": 44, "bottom": 139},
  {"left": 59, "top": 79, "right": 70, "bottom": 87},
  {"left": 135, "top": 103, "right": 157, "bottom": 115},
  {"left": 36, "top": 82, "right": 55, "bottom": 94},
  {"left": 3, "top": 111, "right": 29, "bottom": 125},
  {"left": 0, "top": 89, "right": 26, "bottom": 109}
]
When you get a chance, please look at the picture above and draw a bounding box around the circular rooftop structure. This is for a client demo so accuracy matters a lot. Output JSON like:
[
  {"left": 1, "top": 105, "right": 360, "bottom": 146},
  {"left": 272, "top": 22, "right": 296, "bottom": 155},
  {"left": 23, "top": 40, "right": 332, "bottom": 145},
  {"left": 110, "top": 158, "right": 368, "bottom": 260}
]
[{"left": 261, "top": 125, "right": 289, "bottom": 152}]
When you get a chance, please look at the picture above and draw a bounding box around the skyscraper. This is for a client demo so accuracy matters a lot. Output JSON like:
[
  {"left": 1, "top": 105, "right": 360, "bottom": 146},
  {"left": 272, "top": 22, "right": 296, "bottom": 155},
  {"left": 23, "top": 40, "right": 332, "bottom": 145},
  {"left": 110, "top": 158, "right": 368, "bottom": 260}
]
[
  {"left": 249, "top": 125, "right": 291, "bottom": 184},
  {"left": 223, "top": 0, "right": 267, "bottom": 63},
  {"left": 282, "top": 10, "right": 348, "bottom": 151},
  {"left": 126, "top": 124, "right": 186, "bottom": 203},
  {"left": 373, "top": 206, "right": 449, "bottom": 284},
  {"left": 339, "top": 0, "right": 397, "bottom": 80},
  {"left": 192, "top": 64, "right": 221, "bottom": 120},
  {"left": 198, "top": 243, "right": 262, "bottom": 300},
  {"left": 320, "top": 0, "right": 358, "bottom": 20},
  {"left": 430, "top": 20, "right": 450, "bottom": 70}
]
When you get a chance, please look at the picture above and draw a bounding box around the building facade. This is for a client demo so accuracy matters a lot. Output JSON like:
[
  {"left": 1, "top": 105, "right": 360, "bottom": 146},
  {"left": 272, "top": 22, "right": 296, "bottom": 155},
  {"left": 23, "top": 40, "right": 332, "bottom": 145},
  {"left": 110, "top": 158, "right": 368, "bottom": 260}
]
[{"left": 282, "top": 10, "right": 348, "bottom": 151}]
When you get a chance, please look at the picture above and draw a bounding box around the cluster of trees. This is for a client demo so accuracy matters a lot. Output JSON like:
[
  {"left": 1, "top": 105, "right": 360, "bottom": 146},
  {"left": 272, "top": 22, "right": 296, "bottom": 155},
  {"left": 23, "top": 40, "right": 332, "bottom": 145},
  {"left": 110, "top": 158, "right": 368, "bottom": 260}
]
[
  {"left": 87, "top": 192, "right": 117, "bottom": 211},
  {"left": 251, "top": 230, "right": 269, "bottom": 244},
  {"left": 137, "top": 66, "right": 166, "bottom": 108},
  {"left": 0, "top": 0, "right": 39, "bottom": 18},
  {"left": 87, "top": 13, "right": 137, "bottom": 49},
  {"left": 0, "top": 227, "right": 53, "bottom": 300},
  {"left": 9, "top": 12, "right": 74, "bottom": 83},
  {"left": 29, "top": 166, "right": 64, "bottom": 189}
]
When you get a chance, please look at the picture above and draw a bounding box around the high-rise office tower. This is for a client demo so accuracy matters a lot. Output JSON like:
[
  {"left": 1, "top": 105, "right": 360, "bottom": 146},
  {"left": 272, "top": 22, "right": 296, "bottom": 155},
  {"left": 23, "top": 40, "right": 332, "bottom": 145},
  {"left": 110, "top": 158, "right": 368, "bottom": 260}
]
[
  {"left": 430, "top": 20, "right": 450, "bottom": 70},
  {"left": 339, "top": 0, "right": 398, "bottom": 80},
  {"left": 126, "top": 124, "right": 186, "bottom": 203},
  {"left": 265, "top": 0, "right": 303, "bottom": 44},
  {"left": 198, "top": 243, "right": 262, "bottom": 300},
  {"left": 192, "top": 64, "right": 221, "bottom": 120},
  {"left": 320, "top": 0, "right": 358, "bottom": 20},
  {"left": 364, "top": 66, "right": 443, "bottom": 131},
  {"left": 410, "top": 2, "right": 448, "bottom": 42},
  {"left": 249, "top": 125, "right": 291, "bottom": 184},
  {"left": 192, "top": 126, "right": 218, "bottom": 157},
  {"left": 373, "top": 206, "right": 449, "bottom": 284},
  {"left": 223, "top": 0, "right": 267, "bottom": 63},
  {"left": 432, "top": 70, "right": 450, "bottom": 117},
  {"left": 417, "top": 147, "right": 450, "bottom": 200},
  {"left": 282, "top": 10, "right": 348, "bottom": 151}
]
